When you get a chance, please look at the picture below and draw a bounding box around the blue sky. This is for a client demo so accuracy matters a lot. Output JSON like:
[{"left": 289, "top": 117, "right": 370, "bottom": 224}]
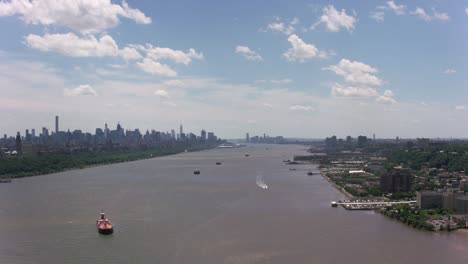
[{"left": 0, "top": 0, "right": 467, "bottom": 138}]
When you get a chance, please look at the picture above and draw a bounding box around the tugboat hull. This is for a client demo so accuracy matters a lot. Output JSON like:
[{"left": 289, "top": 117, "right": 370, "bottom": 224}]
[{"left": 98, "top": 227, "right": 114, "bottom": 235}]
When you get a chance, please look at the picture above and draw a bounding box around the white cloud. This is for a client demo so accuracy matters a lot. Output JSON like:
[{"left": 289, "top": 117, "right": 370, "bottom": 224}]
[
  {"left": 324, "top": 59, "right": 383, "bottom": 87},
  {"left": 0, "top": 0, "right": 151, "bottom": 34},
  {"left": 376, "top": 90, "right": 396, "bottom": 104},
  {"left": 444, "top": 68, "right": 456, "bottom": 75},
  {"left": 154, "top": 89, "right": 170, "bottom": 99},
  {"left": 119, "top": 47, "right": 142, "bottom": 61},
  {"left": 25, "top": 33, "right": 142, "bottom": 61},
  {"left": 136, "top": 58, "right": 177, "bottom": 77},
  {"left": 64, "top": 84, "right": 98, "bottom": 96},
  {"left": 235, "top": 46, "right": 262, "bottom": 61},
  {"left": 136, "top": 45, "right": 204, "bottom": 65},
  {"left": 289, "top": 105, "right": 314, "bottom": 111},
  {"left": 283, "top": 34, "right": 329, "bottom": 62},
  {"left": 466, "top": 8, "right": 468, "bottom": 15},
  {"left": 163, "top": 79, "right": 186, "bottom": 87},
  {"left": 370, "top": 11, "right": 385, "bottom": 22},
  {"left": 411, "top": 7, "right": 450, "bottom": 21},
  {"left": 270, "top": 78, "right": 293, "bottom": 84},
  {"left": 331, "top": 83, "right": 379, "bottom": 98},
  {"left": 25, "top": 33, "right": 118, "bottom": 57},
  {"left": 255, "top": 78, "right": 293, "bottom": 84},
  {"left": 455, "top": 105, "right": 466, "bottom": 111},
  {"left": 386, "top": 1, "right": 406, "bottom": 15},
  {"left": 268, "top": 22, "right": 293, "bottom": 35},
  {"left": 312, "top": 5, "right": 356, "bottom": 32}
]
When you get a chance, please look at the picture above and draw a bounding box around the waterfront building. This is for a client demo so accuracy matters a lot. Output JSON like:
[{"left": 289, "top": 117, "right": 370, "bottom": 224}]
[
  {"left": 201, "top": 130, "right": 207, "bottom": 141},
  {"left": 380, "top": 167, "right": 412, "bottom": 193},
  {"left": 417, "top": 190, "right": 468, "bottom": 213}
]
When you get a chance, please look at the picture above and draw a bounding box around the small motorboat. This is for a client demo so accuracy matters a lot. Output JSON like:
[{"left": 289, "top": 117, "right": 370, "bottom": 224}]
[
  {"left": 331, "top": 201, "right": 338, "bottom": 207},
  {"left": 194, "top": 170, "right": 200, "bottom": 175},
  {"left": 96, "top": 211, "right": 113, "bottom": 235},
  {"left": 245, "top": 154, "right": 250, "bottom": 157},
  {"left": 216, "top": 162, "right": 222, "bottom": 165},
  {"left": 307, "top": 171, "right": 313, "bottom": 176}
]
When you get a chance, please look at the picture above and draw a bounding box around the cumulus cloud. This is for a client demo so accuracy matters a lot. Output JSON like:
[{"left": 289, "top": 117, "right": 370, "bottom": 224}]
[
  {"left": 235, "top": 46, "right": 262, "bottom": 61},
  {"left": 135, "top": 45, "right": 204, "bottom": 65},
  {"left": 370, "top": 11, "right": 385, "bottom": 22},
  {"left": 411, "top": 7, "right": 450, "bottom": 21},
  {"left": 289, "top": 105, "right": 314, "bottom": 111},
  {"left": 455, "top": 105, "right": 466, "bottom": 111},
  {"left": 376, "top": 90, "right": 396, "bottom": 104},
  {"left": 24, "top": 33, "right": 142, "bottom": 61},
  {"left": 324, "top": 59, "right": 383, "bottom": 87},
  {"left": 154, "top": 89, "right": 170, "bottom": 99},
  {"left": 283, "top": 34, "right": 329, "bottom": 62},
  {"left": 0, "top": 0, "right": 151, "bottom": 34},
  {"left": 255, "top": 78, "right": 293, "bottom": 84},
  {"left": 385, "top": 1, "right": 406, "bottom": 15},
  {"left": 331, "top": 83, "right": 379, "bottom": 98},
  {"left": 265, "top": 17, "right": 299, "bottom": 35},
  {"left": 312, "top": 5, "right": 356, "bottom": 32},
  {"left": 444, "top": 68, "right": 456, "bottom": 75},
  {"left": 136, "top": 58, "right": 177, "bottom": 77},
  {"left": 64, "top": 84, "right": 98, "bottom": 96}
]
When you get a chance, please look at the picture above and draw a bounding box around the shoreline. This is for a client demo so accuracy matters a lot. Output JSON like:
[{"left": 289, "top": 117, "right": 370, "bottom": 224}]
[
  {"left": 1, "top": 146, "right": 217, "bottom": 180},
  {"left": 319, "top": 170, "right": 355, "bottom": 199}
]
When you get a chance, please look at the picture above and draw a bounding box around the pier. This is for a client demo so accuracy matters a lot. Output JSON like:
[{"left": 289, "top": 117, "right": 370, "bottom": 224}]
[{"left": 333, "top": 200, "right": 417, "bottom": 210}]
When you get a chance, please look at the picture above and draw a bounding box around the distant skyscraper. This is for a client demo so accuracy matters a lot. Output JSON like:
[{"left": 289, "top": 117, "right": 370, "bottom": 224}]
[
  {"left": 15, "top": 132, "right": 22, "bottom": 153},
  {"left": 201, "top": 130, "right": 207, "bottom": 141},
  {"left": 246, "top": 133, "right": 250, "bottom": 143},
  {"left": 31, "top": 129, "right": 36, "bottom": 138},
  {"left": 179, "top": 124, "right": 183, "bottom": 135},
  {"left": 171, "top": 129, "right": 176, "bottom": 139},
  {"left": 55, "top": 115, "right": 59, "bottom": 133}
]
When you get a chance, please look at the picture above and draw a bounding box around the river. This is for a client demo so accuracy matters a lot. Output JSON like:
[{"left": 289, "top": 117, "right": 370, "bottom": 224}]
[{"left": 0, "top": 144, "right": 467, "bottom": 264}]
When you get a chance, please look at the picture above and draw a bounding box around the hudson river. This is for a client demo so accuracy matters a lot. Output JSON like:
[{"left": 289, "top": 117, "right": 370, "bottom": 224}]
[{"left": 0, "top": 144, "right": 467, "bottom": 263}]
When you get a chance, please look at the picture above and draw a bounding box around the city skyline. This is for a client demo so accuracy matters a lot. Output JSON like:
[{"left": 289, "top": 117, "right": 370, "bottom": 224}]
[{"left": 0, "top": 1, "right": 467, "bottom": 138}]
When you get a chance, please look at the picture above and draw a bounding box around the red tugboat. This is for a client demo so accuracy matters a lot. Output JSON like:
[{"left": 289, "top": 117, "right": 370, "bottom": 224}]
[{"left": 96, "top": 211, "right": 114, "bottom": 235}]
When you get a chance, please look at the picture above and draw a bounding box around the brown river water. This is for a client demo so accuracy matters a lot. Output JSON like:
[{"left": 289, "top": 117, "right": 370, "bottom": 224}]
[{"left": 0, "top": 144, "right": 467, "bottom": 264}]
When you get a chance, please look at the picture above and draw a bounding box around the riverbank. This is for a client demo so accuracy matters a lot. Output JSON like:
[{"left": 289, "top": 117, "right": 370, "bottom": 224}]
[
  {"left": 0, "top": 143, "right": 217, "bottom": 179},
  {"left": 320, "top": 170, "right": 355, "bottom": 199}
]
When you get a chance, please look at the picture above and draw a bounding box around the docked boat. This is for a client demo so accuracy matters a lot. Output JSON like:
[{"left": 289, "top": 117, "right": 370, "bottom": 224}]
[
  {"left": 96, "top": 211, "right": 113, "bottom": 235},
  {"left": 194, "top": 170, "right": 200, "bottom": 174},
  {"left": 331, "top": 201, "right": 338, "bottom": 207}
]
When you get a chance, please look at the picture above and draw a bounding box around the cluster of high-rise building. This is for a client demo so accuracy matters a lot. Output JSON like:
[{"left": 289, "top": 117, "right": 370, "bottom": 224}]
[
  {"left": 417, "top": 189, "right": 468, "bottom": 213},
  {"left": 245, "top": 133, "right": 284, "bottom": 144},
  {"left": 0, "top": 116, "right": 220, "bottom": 156}
]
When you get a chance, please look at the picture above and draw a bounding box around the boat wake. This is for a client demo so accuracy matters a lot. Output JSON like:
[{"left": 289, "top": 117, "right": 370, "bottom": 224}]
[{"left": 256, "top": 173, "right": 268, "bottom": 189}]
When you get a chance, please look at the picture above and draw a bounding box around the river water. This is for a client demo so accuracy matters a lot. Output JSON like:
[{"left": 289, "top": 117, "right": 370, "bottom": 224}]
[{"left": 0, "top": 144, "right": 467, "bottom": 264}]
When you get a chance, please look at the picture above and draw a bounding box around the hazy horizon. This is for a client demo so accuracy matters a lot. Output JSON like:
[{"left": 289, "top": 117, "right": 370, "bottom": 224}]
[{"left": 0, "top": 1, "right": 466, "bottom": 138}]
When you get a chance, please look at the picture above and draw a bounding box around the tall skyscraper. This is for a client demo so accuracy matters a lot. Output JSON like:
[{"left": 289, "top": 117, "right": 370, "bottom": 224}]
[
  {"left": 171, "top": 129, "right": 176, "bottom": 139},
  {"left": 31, "top": 129, "right": 36, "bottom": 138},
  {"left": 179, "top": 124, "right": 183, "bottom": 135},
  {"left": 55, "top": 115, "right": 59, "bottom": 133},
  {"left": 201, "top": 130, "right": 207, "bottom": 141},
  {"left": 246, "top": 133, "right": 250, "bottom": 143}
]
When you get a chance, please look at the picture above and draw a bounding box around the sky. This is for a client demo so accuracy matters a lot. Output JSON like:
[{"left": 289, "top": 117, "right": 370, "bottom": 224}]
[{"left": 0, "top": 0, "right": 467, "bottom": 139}]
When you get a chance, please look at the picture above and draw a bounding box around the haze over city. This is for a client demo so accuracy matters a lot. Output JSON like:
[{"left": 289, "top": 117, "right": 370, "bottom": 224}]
[{"left": 0, "top": 0, "right": 466, "bottom": 138}]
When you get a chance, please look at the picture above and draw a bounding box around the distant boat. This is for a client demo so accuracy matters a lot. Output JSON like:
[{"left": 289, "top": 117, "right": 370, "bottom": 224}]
[
  {"left": 216, "top": 162, "right": 222, "bottom": 165},
  {"left": 331, "top": 201, "right": 338, "bottom": 207},
  {"left": 96, "top": 211, "right": 113, "bottom": 235},
  {"left": 245, "top": 154, "right": 250, "bottom": 157},
  {"left": 194, "top": 170, "right": 200, "bottom": 175},
  {"left": 307, "top": 170, "right": 313, "bottom": 176},
  {"left": 184, "top": 149, "right": 188, "bottom": 153},
  {"left": 289, "top": 168, "right": 297, "bottom": 171}
]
